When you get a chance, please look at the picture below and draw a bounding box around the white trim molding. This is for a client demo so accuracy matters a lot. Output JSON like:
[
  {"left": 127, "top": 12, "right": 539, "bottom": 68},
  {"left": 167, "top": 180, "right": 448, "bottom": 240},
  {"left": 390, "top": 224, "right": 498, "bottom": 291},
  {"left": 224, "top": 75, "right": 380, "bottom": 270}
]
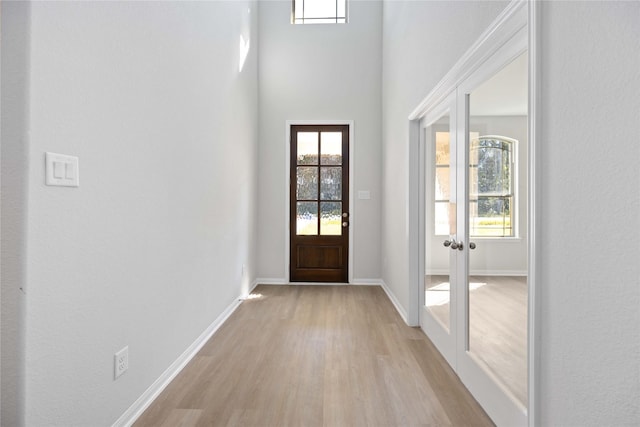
[
  {"left": 380, "top": 280, "right": 409, "bottom": 325},
  {"left": 409, "top": 0, "right": 528, "bottom": 121},
  {"left": 527, "top": 1, "right": 541, "bottom": 425},
  {"left": 350, "top": 279, "right": 384, "bottom": 286},
  {"left": 254, "top": 278, "right": 288, "bottom": 285}
]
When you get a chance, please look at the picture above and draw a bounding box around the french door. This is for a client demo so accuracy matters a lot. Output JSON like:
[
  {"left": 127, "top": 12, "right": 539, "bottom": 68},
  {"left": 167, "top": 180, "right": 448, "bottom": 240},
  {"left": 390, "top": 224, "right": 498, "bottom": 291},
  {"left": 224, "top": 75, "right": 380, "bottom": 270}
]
[
  {"left": 419, "top": 44, "right": 529, "bottom": 426},
  {"left": 289, "top": 125, "right": 349, "bottom": 282}
]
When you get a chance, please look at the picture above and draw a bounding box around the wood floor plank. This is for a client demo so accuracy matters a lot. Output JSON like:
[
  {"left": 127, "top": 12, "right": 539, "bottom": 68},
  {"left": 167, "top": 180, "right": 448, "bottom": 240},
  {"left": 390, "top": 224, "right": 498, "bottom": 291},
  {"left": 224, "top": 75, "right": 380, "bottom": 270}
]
[{"left": 135, "top": 285, "right": 494, "bottom": 427}]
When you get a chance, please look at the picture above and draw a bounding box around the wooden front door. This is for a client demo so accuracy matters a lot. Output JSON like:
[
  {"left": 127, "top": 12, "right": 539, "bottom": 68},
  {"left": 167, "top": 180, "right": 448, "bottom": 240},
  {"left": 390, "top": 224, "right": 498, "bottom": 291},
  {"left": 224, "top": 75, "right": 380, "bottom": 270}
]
[{"left": 290, "top": 125, "right": 349, "bottom": 282}]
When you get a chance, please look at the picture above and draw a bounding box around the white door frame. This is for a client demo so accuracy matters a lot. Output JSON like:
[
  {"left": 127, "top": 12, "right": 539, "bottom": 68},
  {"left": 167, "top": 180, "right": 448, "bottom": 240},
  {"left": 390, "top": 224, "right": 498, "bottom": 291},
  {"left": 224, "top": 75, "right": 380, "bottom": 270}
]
[
  {"left": 407, "top": 1, "right": 540, "bottom": 425},
  {"left": 284, "top": 120, "right": 355, "bottom": 284}
]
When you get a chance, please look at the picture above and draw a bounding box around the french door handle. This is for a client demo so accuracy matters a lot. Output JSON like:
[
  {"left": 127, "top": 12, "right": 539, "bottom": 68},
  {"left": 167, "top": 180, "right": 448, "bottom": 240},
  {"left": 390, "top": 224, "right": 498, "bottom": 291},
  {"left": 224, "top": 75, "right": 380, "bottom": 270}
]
[
  {"left": 469, "top": 242, "right": 476, "bottom": 250},
  {"left": 444, "top": 239, "right": 464, "bottom": 250},
  {"left": 342, "top": 222, "right": 349, "bottom": 228}
]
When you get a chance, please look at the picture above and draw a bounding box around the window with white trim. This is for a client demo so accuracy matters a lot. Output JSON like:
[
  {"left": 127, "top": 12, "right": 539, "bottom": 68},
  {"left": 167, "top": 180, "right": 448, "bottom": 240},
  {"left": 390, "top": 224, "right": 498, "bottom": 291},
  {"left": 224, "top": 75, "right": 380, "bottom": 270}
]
[
  {"left": 434, "top": 134, "right": 516, "bottom": 238},
  {"left": 468, "top": 136, "right": 516, "bottom": 237},
  {"left": 292, "top": 0, "right": 348, "bottom": 24}
]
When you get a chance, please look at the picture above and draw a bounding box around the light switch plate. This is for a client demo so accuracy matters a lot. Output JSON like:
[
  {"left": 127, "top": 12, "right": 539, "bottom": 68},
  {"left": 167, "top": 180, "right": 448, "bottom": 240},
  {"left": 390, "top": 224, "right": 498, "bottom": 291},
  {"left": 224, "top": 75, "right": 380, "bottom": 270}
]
[
  {"left": 358, "top": 190, "right": 371, "bottom": 200},
  {"left": 46, "top": 152, "right": 79, "bottom": 187}
]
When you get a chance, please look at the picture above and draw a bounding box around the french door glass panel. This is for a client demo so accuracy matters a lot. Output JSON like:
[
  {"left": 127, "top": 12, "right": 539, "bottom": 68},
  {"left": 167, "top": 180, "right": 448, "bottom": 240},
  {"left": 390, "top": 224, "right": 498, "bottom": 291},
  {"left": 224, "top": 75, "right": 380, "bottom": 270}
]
[
  {"left": 425, "top": 113, "right": 453, "bottom": 331},
  {"left": 419, "top": 101, "right": 458, "bottom": 368},
  {"left": 466, "top": 51, "right": 529, "bottom": 408}
]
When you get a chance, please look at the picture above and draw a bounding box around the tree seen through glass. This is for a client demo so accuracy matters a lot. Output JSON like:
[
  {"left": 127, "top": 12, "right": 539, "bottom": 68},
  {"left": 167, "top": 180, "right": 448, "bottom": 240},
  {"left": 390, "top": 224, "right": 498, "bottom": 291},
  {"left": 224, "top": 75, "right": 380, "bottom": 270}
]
[{"left": 469, "top": 137, "right": 514, "bottom": 237}]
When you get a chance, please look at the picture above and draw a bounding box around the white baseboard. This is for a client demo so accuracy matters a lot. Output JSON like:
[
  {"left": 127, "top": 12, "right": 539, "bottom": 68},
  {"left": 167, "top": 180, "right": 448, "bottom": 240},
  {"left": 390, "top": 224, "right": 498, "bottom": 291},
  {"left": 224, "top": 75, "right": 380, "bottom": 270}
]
[
  {"left": 248, "top": 279, "right": 260, "bottom": 295},
  {"left": 427, "top": 270, "right": 527, "bottom": 277},
  {"left": 379, "top": 280, "right": 409, "bottom": 325},
  {"left": 254, "top": 277, "right": 288, "bottom": 285},
  {"left": 351, "top": 278, "right": 383, "bottom": 286},
  {"left": 469, "top": 270, "right": 527, "bottom": 277},
  {"left": 112, "top": 296, "right": 244, "bottom": 427}
]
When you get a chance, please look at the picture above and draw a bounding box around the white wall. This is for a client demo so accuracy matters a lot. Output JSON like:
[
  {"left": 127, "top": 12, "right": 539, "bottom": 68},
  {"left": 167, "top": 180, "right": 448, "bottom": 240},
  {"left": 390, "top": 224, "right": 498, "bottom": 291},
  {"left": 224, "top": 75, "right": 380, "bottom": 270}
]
[
  {"left": 257, "top": 0, "right": 382, "bottom": 282},
  {"left": 1, "top": 2, "right": 29, "bottom": 425},
  {"left": 538, "top": 1, "right": 640, "bottom": 424},
  {"left": 381, "top": 0, "right": 509, "bottom": 318},
  {"left": 2, "top": 1, "right": 259, "bottom": 424}
]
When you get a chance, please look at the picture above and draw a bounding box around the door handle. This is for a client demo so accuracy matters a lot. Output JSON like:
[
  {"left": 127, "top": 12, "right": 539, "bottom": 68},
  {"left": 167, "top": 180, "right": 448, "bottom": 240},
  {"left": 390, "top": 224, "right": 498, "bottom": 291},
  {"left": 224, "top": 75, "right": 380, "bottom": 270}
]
[
  {"left": 469, "top": 242, "right": 476, "bottom": 250},
  {"left": 342, "top": 222, "right": 349, "bottom": 228},
  {"left": 444, "top": 239, "right": 464, "bottom": 250},
  {"left": 342, "top": 212, "right": 349, "bottom": 218}
]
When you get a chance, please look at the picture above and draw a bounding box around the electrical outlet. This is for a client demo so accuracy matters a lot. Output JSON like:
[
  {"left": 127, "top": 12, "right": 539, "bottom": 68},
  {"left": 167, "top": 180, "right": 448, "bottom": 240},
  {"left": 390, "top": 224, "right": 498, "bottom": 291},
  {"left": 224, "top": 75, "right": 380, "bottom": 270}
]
[{"left": 114, "top": 346, "right": 128, "bottom": 379}]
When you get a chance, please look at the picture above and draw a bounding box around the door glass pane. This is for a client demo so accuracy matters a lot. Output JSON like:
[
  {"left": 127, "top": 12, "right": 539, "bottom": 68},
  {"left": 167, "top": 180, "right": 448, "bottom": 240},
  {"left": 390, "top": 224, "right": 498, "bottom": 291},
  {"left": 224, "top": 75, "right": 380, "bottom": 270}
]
[
  {"left": 320, "top": 132, "right": 342, "bottom": 165},
  {"left": 434, "top": 131, "right": 451, "bottom": 235},
  {"left": 467, "top": 51, "right": 528, "bottom": 407},
  {"left": 425, "top": 113, "right": 452, "bottom": 330},
  {"left": 297, "top": 132, "right": 318, "bottom": 165},
  {"left": 297, "top": 202, "right": 318, "bottom": 235},
  {"left": 320, "top": 202, "right": 341, "bottom": 235},
  {"left": 297, "top": 167, "right": 318, "bottom": 200},
  {"left": 320, "top": 167, "right": 341, "bottom": 200}
]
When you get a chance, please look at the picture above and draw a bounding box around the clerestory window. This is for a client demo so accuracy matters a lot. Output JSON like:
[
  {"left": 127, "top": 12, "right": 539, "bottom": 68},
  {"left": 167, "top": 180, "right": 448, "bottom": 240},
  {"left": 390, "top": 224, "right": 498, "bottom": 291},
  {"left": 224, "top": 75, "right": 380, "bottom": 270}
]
[{"left": 292, "top": 0, "right": 348, "bottom": 24}]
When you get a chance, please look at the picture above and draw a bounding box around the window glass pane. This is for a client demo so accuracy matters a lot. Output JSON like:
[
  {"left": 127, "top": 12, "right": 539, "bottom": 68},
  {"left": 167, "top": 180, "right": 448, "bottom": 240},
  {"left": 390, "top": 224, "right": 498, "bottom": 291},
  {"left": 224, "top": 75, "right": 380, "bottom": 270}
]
[
  {"left": 470, "top": 136, "right": 514, "bottom": 237},
  {"left": 297, "top": 167, "right": 318, "bottom": 200},
  {"left": 470, "top": 197, "right": 513, "bottom": 237},
  {"left": 303, "top": 0, "right": 337, "bottom": 19},
  {"left": 434, "top": 130, "right": 451, "bottom": 235},
  {"left": 337, "top": 0, "right": 346, "bottom": 18},
  {"left": 434, "top": 201, "right": 451, "bottom": 236},
  {"left": 435, "top": 167, "right": 449, "bottom": 201},
  {"left": 297, "top": 132, "right": 318, "bottom": 165},
  {"left": 320, "top": 132, "right": 342, "bottom": 165},
  {"left": 473, "top": 142, "right": 511, "bottom": 195},
  {"left": 298, "top": 18, "right": 334, "bottom": 24},
  {"left": 297, "top": 202, "right": 318, "bottom": 235},
  {"left": 320, "top": 167, "right": 341, "bottom": 200},
  {"left": 294, "top": 0, "right": 304, "bottom": 19},
  {"left": 293, "top": 0, "right": 347, "bottom": 24},
  {"left": 320, "top": 202, "right": 341, "bottom": 235},
  {"left": 435, "top": 132, "right": 450, "bottom": 165}
]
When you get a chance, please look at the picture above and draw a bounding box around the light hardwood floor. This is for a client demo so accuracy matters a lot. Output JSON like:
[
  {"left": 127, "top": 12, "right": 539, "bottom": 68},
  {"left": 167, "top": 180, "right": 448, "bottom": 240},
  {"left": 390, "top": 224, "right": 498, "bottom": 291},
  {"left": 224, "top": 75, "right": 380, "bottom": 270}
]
[
  {"left": 135, "top": 285, "right": 494, "bottom": 427},
  {"left": 426, "top": 275, "right": 528, "bottom": 406}
]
